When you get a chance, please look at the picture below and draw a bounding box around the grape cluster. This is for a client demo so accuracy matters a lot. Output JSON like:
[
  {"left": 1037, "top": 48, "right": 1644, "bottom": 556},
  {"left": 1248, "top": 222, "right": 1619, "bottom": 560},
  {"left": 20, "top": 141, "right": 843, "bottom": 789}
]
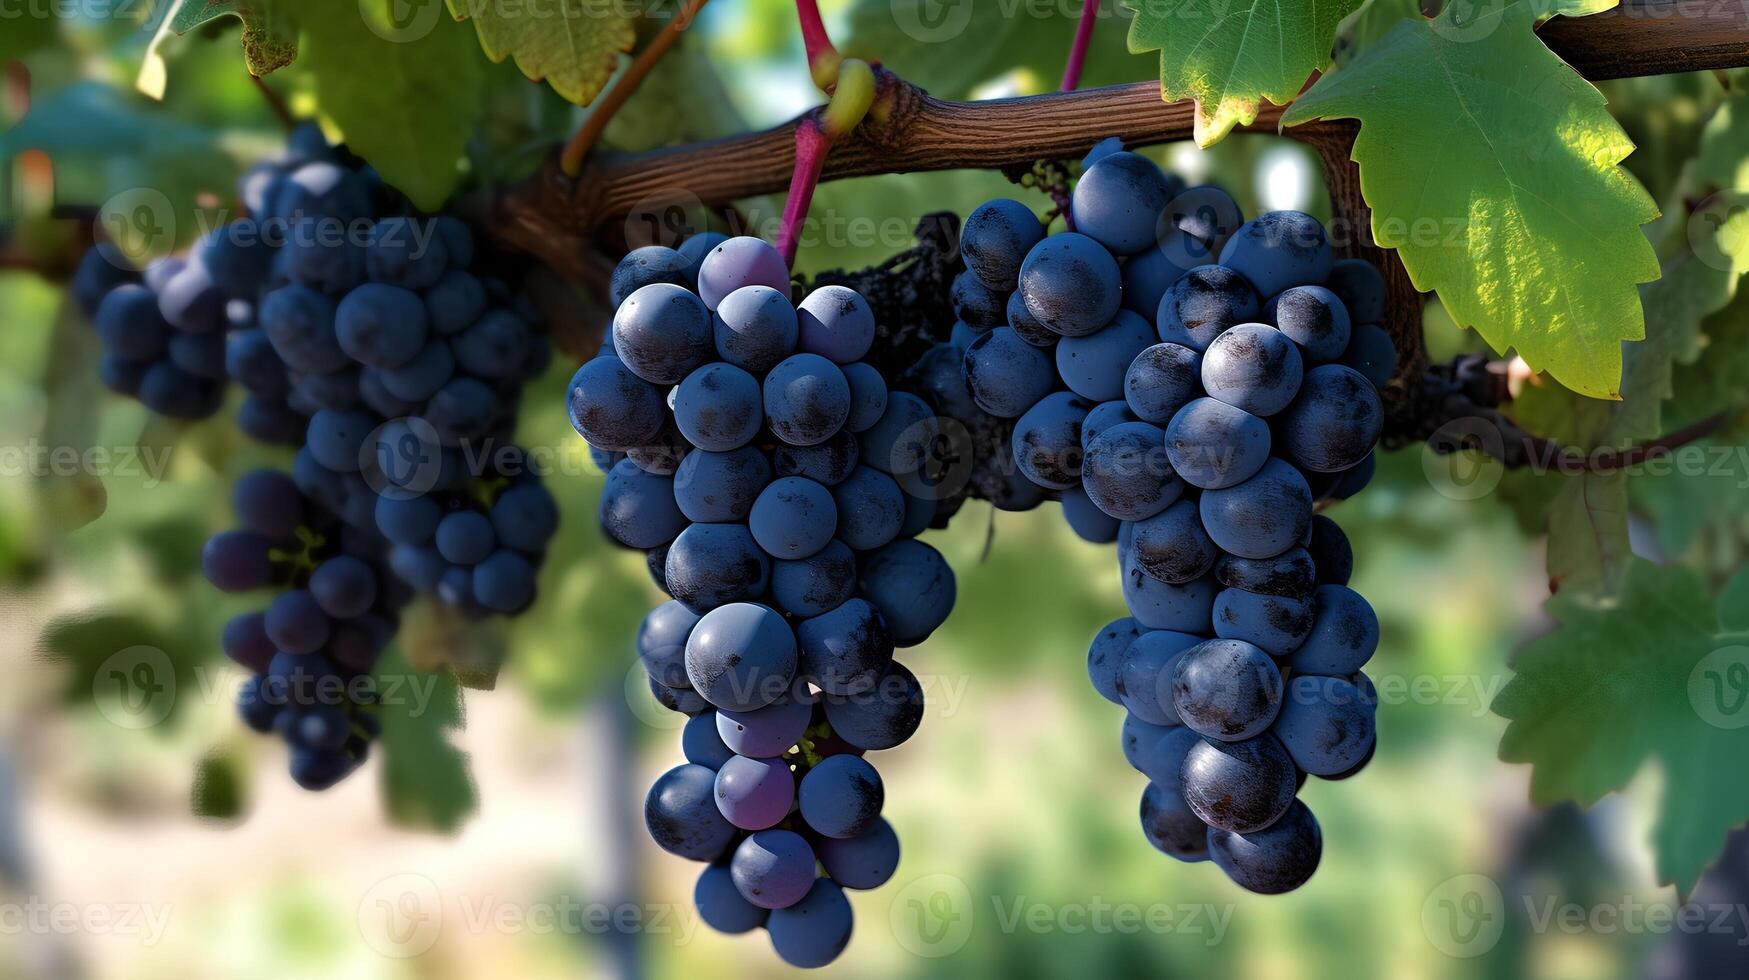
[
  {"left": 77, "top": 123, "right": 561, "bottom": 788},
  {"left": 205, "top": 469, "right": 409, "bottom": 788},
  {"left": 958, "top": 142, "right": 1394, "bottom": 893},
  {"left": 569, "top": 235, "right": 959, "bottom": 967}
]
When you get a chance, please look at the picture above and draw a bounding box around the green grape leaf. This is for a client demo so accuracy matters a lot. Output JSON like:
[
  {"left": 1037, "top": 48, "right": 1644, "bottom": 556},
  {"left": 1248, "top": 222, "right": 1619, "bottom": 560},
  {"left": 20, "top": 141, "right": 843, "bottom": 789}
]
[
  {"left": 843, "top": 0, "right": 1151, "bottom": 100},
  {"left": 1283, "top": 0, "right": 1660, "bottom": 399},
  {"left": 1494, "top": 559, "right": 1749, "bottom": 892},
  {"left": 375, "top": 649, "right": 477, "bottom": 832},
  {"left": 1126, "top": 0, "right": 1361, "bottom": 147},
  {"left": 446, "top": 0, "right": 635, "bottom": 107},
  {"left": 298, "top": 0, "right": 487, "bottom": 211},
  {"left": 140, "top": 0, "right": 300, "bottom": 99}
]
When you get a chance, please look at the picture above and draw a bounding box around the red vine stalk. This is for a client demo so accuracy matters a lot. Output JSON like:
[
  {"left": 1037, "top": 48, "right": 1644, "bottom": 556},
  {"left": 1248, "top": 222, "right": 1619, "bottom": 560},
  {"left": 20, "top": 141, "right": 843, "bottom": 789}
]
[
  {"left": 1061, "top": 0, "right": 1099, "bottom": 91},
  {"left": 775, "top": 60, "right": 878, "bottom": 267},
  {"left": 795, "top": 0, "right": 841, "bottom": 90},
  {"left": 250, "top": 74, "right": 295, "bottom": 132},
  {"left": 560, "top": 0, "right": 712, "bottom": 178}
]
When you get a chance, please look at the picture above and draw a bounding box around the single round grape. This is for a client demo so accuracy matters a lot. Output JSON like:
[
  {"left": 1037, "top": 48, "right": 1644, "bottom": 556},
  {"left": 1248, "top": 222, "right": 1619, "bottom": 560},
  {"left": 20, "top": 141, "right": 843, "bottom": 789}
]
[
  {"left": 137, "top": 362, "right": 218, "bottom": 417},
  {"left": 233, "top": 469, "right": 304, "bottom": 540},
  {"left": 731, "top": 830, "right": 817, "bottom": 909},
  {"left": 1132, "top": 721, "right": 1202, "bottom": 789},
  {"left": 1142, "top": 779, "right": 1211, "bottom": 862},
  {"left": 749, "top": 476, "right": 838, "bottom": 558},
  {"left": 1061, "top": 486, "right": 1120, "bottom": 543},
  {"left": 646, "top": 763, "right": 738, "bottom": 860},
  {"left": 764, "top": 353, "right": 851, "bottom": 446},
  {"left": 770, "top": 539, "right": 857, "bottom": 618},
  {"left": 830, "top": 467, "right": 905, "bottom": 551},
  {"left": 796, "top": 284, "right": 876, "bottom": 363},
  {"left": 714, "top": 755, "right": 796, "bottom": 830},
  {"left": 379, "top": 338, "right": 454, "bottom": 401},
  {"left": 1289, "top": 585, "right": 1380, "bottom": 675},
  {"left": 1130, "top": 499, "right": 1218, "bottom": 584},
  {"left": 1172, "top": 638, "right": 1285, "bottom": 741},
  {"left": 1019, "top": 232, "right": 1121, "bottom": 337},
  {"left": 797, "top": 597, "right": 894, "bottom": 696},
  {"left": 1267, "top": 285, "right": 1352, "bottom": 364},
  {"left": 1006, "top": 290, "right": 1057, "bottom": 347},
  {"left": 1011, "top": 391, "right": 1093, "bottom": 490},
  {"left": 962, "top": 198, "right": 1045, "bottom": 288},
  {"left": 840, "top": 362, "right": 888, "bottom": 433},
  {"left": 335, "top": 282, "right": 428, "bottom": 369},
  {"left": 365, "top": 215, "right": 449, "bottom": 290},
  {"left": 1120, "top": 713, "right": 1173, "bottom": 773},
  {"left": 714, "top": 284, "right": 798, "bottom": 374},
  {"left": 473, "top": 550, "right": 537, "bottom": 612},
  {"left": 767, "top": 875, "right": 853, "bottom": 968},
  {"left": 265, "top": 589, "right": 331, "bottom": 655},
  {"left": 201, "top": 531, "right": 275, "bottom": 592},
  {"left": 1201, "top": 323, "right": 1304, "bottom": 417},
  {"left": 1156, "top": 265, "right": 1258, "bottom": 352},
  {"left": 799, "top": 754, "right": 884, "bottom": 839},
  {"left": 1081, "top": 421, "right": 1181, "bottom": 522},
  {"left": 665, "top": 523, "right": 772, "bottom": 612},
  {"left": 1218, "top": 211, "right": 1334, "bottom": 298},
  {"left": 1207, "top": 799, "right": 1322, "bottom": 894},
  {"left": 1340, "top": 323, "right": 1397, "bottom": 387},
  {"left": 857, "top": 539, "right": 955, "bottom": 647},
  {"left": 435, "top": 510, "right": 495, "bottom": 565},
  {"left": 1121, "top": 555, "right": 1217, "bottom": 633},
  {"left": 1274, "top": 674, "right": 1376, "bottom": 775},
  {"left": 697, "top": 237, "right": 789, "bottom": 310},
  {"left": 822, "top": 662, "right": 924, "bottom": 750},
  {"left": 610, "top": 245, "right": 690, "bottom": 306},
  {"left": 1080, "top": 399, "right": 1139, "bottom": 449},
  {"left": 1199, "top": 458, "right": 1313, "bottom": 560},
  {"left": 95, "top": 284, "right": 171, "bottom": 360},
  {"left": 600, "top": 459, "right": 686, "bottom": 549},
  {"left": 815, "top": 817, "right": 899, "bottom": 890},
  {"left": 490, "top": 482, "right": 559, "bottom": 554},
  {"left": 963, "top": 327, "right": 1055, "bottom": 418},
  {"left": 1280, "top": 364, "right": 1383, "bottom": 473},
  {"left": 1164, "top": 397, "right": 1270, "bottom": 490},
  {"left": 1118, "top": 628, "right": 1201, "bottom": 725},
  {"left": 611, "top": 282, "right": 713, "bottom": 384},
  {"left": 1213, "top": 588, "right": 1314, "bottom": 657},
  {"left": 774, "top": 429, "right": 860, "bottom": 486},
  {"left": 858, "top": 391, "right": 937, "bottom": 477},
  {"left": 567, "top": 356, "right": 667, "bottom": 451},
  {"left": 1326, "top": 257, "right": 1385, "bottom": 322},
  {"left": 1087, "top": 617, "right": 1142, "bottom": 705},
  {"left": 1072, "top": 151, "right": 1177, "bottom": 255},
  {"left": 1215, "top": 547, "right": 1317, "bottom": 598},
  {"left": 717, "top": 694, "right": 813, "bottom": 757},
  {"left": 695, "top": 863, "right": 768, "bottom": 934},
  {"left": 674, "top": 362, "right": 764, "bottom": 451},
  {"left": 683, "top": 712, "right": 736, "bottom": 769},
  {"left": 686, "top": 602, "right": 797, "bottom": 712},
  {"left": 222, "top": 612, "right": 276, "bottom": 674},
  {"left": 639, "top": 599, "right": 701, "bottom": 689},
  {"left": 1180, "top": 733, "right": 1298, "bottom": 834},
  {"left": 1056, "top": 309, "right": 1156, "bottom": 402},
  {"left": 309, "top": 555, "right": 377, "bottom": 619},
  {"left": 1124, "top": 342, "right": 1202, "bottom": 424},
  {"left": 1122, "top": 232, "right": 1202, "bottom": 317},
  {"left": 672, "top": 446, "right": 770, "bottom": 524},
  {"left": 1307, "top": 515, "right": 1353, "bottom": 586}
]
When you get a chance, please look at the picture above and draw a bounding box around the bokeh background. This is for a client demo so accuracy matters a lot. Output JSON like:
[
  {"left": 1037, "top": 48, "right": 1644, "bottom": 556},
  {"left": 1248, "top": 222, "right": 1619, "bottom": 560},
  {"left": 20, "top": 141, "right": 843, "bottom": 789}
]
[{"left": 1, "top": 4, "right": 1744, "bottom": 979}]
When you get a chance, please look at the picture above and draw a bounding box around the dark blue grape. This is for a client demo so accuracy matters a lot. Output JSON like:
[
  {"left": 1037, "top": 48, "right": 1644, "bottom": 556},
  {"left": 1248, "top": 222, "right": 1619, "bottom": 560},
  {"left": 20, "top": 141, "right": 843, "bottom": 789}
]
[
  {"left": 857, "top": 539, "right": 954, "bottom": 647},
  {"left": 1118, "top": 629, "right": 1200, "bottom": 725},
  {"left": 336, "top": 282, "right": 428, "bottom": 369},
  {"left": 612, "top": 282, "right": 712, "bottom": 384},
  {"left": 1279, "top": 364, "right": 1383, "bottom": 473},
  {"left": 310, "top": 555, "right": 378, "bottom": 618},
  {"left": 473, "top": 550, "right": 536, "bottom": 612},
  {"left": 1165, "top": 397, "right": 1270, "bottom": 490},
  {"left": 265, "top": 589, "right": 331, "bottom": 655},
  {"left": 714, "top": 755, "right": 796, "bottom": 830},
  {"left": 95, "top": 284, "right": 170, "bottom": 360},
  {"left": 815, "top": 817, "right": 898, "bottom": 890},
  {"left": 1087, "top": 617, "right": 1141, "bottom": 705},
  {"left": 260, "top": 284, "right": 349, "bottom": 373},
  {"left": 1130, "top": 499, "right": 1217, "bottom": 584},
  {"left": 1201, "top": 323, "right": 1304, "bottom": 417},
  {"left": 610, "top": 245, "right": 690, "bottom": 307},
  {"left": 673, "top": 446, "right": 771, "bottom": 523},
  {"left": 1218, "top": 211, "right": 1333, "bottom": 298},
  {"left": 1213, "top": 588, "right": 1313, "bottom": 657},
  {"left": 799, "top": 754, "right": 884, "bottom": 839},
  {"left": 202, "top": 531, "right": 275, "bottom": 592},
  {"left": 1326, "top": 257, "right": 1386, "bottom": 324},
  {"left": 1122, "top": 232, "right": 1202, "bottom": 317},
  {"left": 1172, "top": 638, "right": 1284, "bottom": 741},
  {"left": 307, "top": 409, "right": 376, "bottom": 473},
  {"left": 683, "top": 712, "right": 736, "bottom": 770},
  {"left": 234, "top": 469, "right": 304, "bottom": 539},
  {"left": 764, "top": 353, "right": 850, "bottom": 446},
  {"left": 774, "top": 429, "right": 860, "bottom": 486},
  {"left": 640, "top": 600, "right": 700, "bottom": 689},
  {"left": 489, "top": 482, "right": 558, "bottom": 553},
  {"left": 1180, "top": 733, "right": 1298, "bottom": 834},
  {"left": 1121, "top": 554, "right": 1216, "bottom": 632},
  {"left": 167, "top": 330, "right": 227, "bottom": 380},
  {"left": 767, "top": 876, "right": 853, "bottom": 968},
  {"left": 677, "top": 232, "right": 730, "bottom": 287},
  {"left": 237, "top": 676, "right": 280, "bottom": 733},
  {"left": 426, "top": 270, "right": 487, "bottom": 335},
  {"left": 858, "top": 392, "right": 937, "bottom": 478},
  {"left": 731, "top": 830, "right": 816, "bottom": 909},
  {"left": 600, "top": 458, "right": 687, "bottom": 549},
  {"left": 1274, "top": 675, "right": 1375, "bottom": 776},
  {"left": 157, "top": 263, "right": 227, "bottom": 332},
  {"left": 646, "top": 763, "right": 738, "bottom": 860},
  {"left": 674, "top": 362, "right": 763, "bottom": 451},
  {"left": 962, "top": 198, "right": 1044, "bottom": 288},
  {"left": 1288, "top": 585, "right": 1379, "bottom": 675},
  {"left": 950, "top": 271, "right": 1007, "bottom": 328},
  {"left": 1307, "top": 515, "right": 1353, "bottom": 586},
  {"left": 1011, "top": 391, "right": 1092, "bottom": 490},
  {"left": 1215, "top": 547, "right": 1316, "bottom": 598},
  {"left": 829, "top": 467, "right": 904, "bottom": 551},
  {"left": 798, "top": 597, "right": 893, "bottom": 696},
  {"left": 1061, "top": 487, "right": 1120, "bottom": 543},
  {"left": 1266, "top": 285, "right": 1351, "bottom": 364},
  {"left": 1071, "top": 151, "right": 1177, "bottom": 255},
  {"left": 1080, "top": 399, "right": 1139, "bottom": 449},
  {"left": 1156, "top": 265, "right": 1258, "bottom": 352},
  {"left": 795, "top": 285, "right": 876, "bottom": 363},
  {"left": 1120, "top": 712, "right": 1173, "bottom": 772},
  {"left": 840, "top": 362, "right": 888, "bottom": 433},
  {"left": 223, "top": 612, "right": 277, "bottom": 673},
  {"left": 1082, "top": 421, "right": 1181, "bottom": 522},
  {"left": 1340, "top": 323, "right": 1397, "bottom": 387},
  {"left": 1199, "top": 458, "right": 1312, "bottom": 559},
  {"left": 279, "top": 234, "right": 365, "bottom": 295},
  {"left": 436, "top": 510, "right": 496, "bottom": 565},
  {"left": 750, "top": 476, "right": 837, "bottom": 558},
  {"left": 1123, "top": 342, "right": 1201, "bottom": 424},
  {"left": 1142, "top": 779, "right": 1210, "bottom": 862},
  {"left": 1006, "top": 290, "right": 1057, "bottom": 347},
  {"left": 960, "top": 328, "right": 1052, "bottom": 418},
  {"left": 567, "top": 356, "right": 667, "bottom": 451},
  {"left": 1207, "top": 799, "right": 1321, "bottom": 894},
  {"left": 822, "top": 662, "right": 923, "bottom": 750},
  {"left": 696, "top": 863, "right": 768, "bottom": 934},
  {"left": 717, "top": 694, "right": 813, "bottom": 757},
  {"left": 665, "top": 523, "right": 771, "bottom": 612},
  {"left": 1167, "top": 184, "right": 1244, "bottom": 250},
  {"left": 686, "top": 603, "right": 797, "bottom": 712},
  {"left": 770, "top": 540, "right": 857, "bottom": 618},
  {"left": 713, "top": 284, "right": 798, "bottom": 373},
  {"left": 380, "top": 339, "right": 454, "bottom": 401},
  {"left": 1018, "top": 232, "right": 1121, "bottom": 337}
]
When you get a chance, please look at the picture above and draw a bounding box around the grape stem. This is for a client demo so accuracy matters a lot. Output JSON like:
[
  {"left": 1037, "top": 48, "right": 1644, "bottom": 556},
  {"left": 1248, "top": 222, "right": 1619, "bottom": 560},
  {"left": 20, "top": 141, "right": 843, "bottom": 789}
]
[
  {"left": 250, "top": 74, "right": 295, "bottom": 132},
  {"left": 1061, "top": 0, "right": 1099, "bottom": 91},
  {"left": 795, "top": 0, "right": 841, "bottom": 91},
  {"left": 558, "top": 0, "right": 712, "bottom": 178},
  {"left": 775, "top": 59, "right": 877, "bottom": 267}
]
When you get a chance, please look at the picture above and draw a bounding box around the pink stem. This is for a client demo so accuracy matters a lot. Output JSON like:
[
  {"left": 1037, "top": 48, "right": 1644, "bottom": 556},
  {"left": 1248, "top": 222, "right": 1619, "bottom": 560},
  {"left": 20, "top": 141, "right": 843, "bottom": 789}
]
[
  {"left": 776, "top": 119, "right": 830, "bottom": 268},
  {"left": 796, "top": 0, "right": 838, "bottom": 81},
  {"left": 1061, "top": 0, "right": 1098, "bottom": 91}
]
